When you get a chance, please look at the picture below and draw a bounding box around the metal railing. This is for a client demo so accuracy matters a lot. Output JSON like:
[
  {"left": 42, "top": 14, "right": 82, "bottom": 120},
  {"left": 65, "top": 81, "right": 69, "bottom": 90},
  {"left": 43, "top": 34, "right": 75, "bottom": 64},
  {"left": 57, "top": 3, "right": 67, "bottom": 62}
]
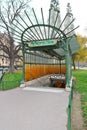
[{"left": 67, "top": 79, "right": 74, "bottom": 130}]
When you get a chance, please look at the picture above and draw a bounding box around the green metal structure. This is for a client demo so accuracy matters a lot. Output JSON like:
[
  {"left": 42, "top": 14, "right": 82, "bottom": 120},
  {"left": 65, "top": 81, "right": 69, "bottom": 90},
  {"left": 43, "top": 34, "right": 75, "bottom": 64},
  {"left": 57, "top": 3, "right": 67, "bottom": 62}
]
[{"left": 10, "top": 8, "right": 79, "bottom": 89}]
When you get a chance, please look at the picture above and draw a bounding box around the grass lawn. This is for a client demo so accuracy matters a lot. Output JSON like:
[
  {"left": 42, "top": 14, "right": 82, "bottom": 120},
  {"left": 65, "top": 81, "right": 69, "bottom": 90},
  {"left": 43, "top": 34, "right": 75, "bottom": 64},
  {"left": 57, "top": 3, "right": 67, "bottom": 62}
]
[
  {"left": 72, "top": 69, "right": 87, "bottom": 127},
  {"left": 0, "top": 70, "right": 22, "bottom": 90}
]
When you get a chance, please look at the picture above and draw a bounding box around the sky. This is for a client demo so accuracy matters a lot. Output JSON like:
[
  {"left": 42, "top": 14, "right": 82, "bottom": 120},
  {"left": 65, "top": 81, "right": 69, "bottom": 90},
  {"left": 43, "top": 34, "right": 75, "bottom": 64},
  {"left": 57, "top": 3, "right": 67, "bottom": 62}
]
[{"left": 30, "top": 0, "right": 87, "bottom": 36}]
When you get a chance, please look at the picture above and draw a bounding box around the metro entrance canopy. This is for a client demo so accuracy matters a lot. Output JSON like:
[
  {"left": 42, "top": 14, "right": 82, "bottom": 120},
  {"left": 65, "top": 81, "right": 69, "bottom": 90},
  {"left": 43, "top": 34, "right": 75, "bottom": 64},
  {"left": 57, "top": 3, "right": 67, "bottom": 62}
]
[{"left": 9, "top": 8, "right": 79, "bottom": 89}]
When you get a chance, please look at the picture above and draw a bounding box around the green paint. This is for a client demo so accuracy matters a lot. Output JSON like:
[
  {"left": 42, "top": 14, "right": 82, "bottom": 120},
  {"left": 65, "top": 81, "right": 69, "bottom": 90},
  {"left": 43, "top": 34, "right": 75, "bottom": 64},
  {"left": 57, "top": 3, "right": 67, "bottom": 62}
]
[
  {"left": 27, "top": 39, "right": 57, "bottom": 47},
  {"left": 65, "top": 39, "right": 72, "bottom": 88},
  {"left": 21, "top": 41, "right": 25, "bottom": 83}
]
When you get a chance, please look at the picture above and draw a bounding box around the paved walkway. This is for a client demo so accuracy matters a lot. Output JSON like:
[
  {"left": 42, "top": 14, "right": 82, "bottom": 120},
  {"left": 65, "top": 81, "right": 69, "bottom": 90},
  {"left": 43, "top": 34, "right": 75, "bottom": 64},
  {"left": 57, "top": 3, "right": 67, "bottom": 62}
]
[{"left": 0, "top": 76, "right": 70, "bottom": 130}]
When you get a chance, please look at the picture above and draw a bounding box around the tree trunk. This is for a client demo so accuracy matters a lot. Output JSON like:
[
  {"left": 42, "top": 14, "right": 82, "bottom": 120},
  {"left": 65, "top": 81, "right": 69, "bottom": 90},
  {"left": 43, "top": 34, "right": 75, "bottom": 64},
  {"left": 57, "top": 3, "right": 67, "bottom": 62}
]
[
  {"left": 9, "top": 38, "right": 15, "bottom": 74},
  {"left": 9, "top": 57, "right": 15, "bottom": 73},
  {"left": 72, "top": 58, "right": 76, "bottom": 70}
]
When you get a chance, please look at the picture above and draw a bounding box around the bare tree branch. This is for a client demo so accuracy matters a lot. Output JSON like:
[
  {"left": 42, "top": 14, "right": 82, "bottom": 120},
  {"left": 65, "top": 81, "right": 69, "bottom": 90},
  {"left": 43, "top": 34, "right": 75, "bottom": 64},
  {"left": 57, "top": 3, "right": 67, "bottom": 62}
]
[{"left": 0, "top": 0, "right": 31, "bottom": 73}]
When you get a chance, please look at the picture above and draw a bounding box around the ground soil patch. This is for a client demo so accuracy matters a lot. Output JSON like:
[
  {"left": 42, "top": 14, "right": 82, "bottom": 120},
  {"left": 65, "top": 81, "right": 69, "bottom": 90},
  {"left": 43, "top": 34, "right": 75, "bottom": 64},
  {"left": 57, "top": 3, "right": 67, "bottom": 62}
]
[{"left": 71, "top": 91, "right": 86, "bottom": 130}]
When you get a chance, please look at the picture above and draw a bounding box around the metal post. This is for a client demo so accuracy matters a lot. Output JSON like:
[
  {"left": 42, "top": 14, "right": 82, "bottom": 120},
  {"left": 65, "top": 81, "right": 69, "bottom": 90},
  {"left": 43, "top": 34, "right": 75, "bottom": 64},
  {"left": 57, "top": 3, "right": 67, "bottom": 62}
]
[
  {"left": 20, "top": 41, "right": 25, "bottom": 87},
  {"left": 65, "top": 39, "right": 72, "bottom": 91}
]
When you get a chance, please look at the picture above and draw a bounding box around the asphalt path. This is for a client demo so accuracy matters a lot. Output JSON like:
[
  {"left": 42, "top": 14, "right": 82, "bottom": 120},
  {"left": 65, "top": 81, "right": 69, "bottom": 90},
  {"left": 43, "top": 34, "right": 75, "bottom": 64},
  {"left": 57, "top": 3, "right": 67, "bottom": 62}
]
[{"left": 0, "top": 86, "right": 69, "bottom": 130}]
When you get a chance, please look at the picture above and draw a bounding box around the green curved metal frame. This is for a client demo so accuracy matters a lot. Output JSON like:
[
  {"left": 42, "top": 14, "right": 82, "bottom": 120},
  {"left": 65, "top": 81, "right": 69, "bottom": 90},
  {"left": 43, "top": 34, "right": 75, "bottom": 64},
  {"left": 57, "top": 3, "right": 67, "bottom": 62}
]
[
  {"left": 21, "top": 24, "right": 72, "bottom": 89},
  {"left": 5, "top": 8, "right": 79, "bottom": 89},
  {"left": 21, "top": 24, "right": 66, "bottom": 42}
]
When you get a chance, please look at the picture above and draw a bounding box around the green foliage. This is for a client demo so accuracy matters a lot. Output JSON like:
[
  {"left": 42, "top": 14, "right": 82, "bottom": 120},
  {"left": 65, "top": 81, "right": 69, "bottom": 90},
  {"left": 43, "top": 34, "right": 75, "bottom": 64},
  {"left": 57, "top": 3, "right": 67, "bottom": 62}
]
[
  {"left": 72, "top": 69, "right": 87, "bottom": 125},
  {"left": 72, "top": 35, "right": 87, "bottom": 69},
  {"left": 0, "top": 71, "right": 22, "bottom": 90},
  {"left": 74, "top": 35, "right": 87, "bottom": 62}
]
